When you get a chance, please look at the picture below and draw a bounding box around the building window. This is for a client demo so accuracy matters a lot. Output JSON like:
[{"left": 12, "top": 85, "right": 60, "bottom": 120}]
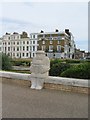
[
  {"left": 57, "top": 45, "right": 61, "bottom": 52},
  {"left": 20, "top": 46, "right": 21, "bottom": 51},
  {"left": 30, "top": 46, "right": 32, "bottom": 51},
  {"left": 17, "top": 47, "right": 19, "bottom": 51},
  {"left": 27, "top": 46, "right": 29, "bottom": 51},
  {"left": 61, "top": 37, "right": 64, "bottom": 40},
  {"left": 23, "top": 46, "right": 25, "bottom": 51},
  {"left": 17, "top": 53, "right": 19, "bottom": 57},
  {"left": 8, "top": 37, "right": 10, "bottom": 40},
  {"left": 33, "top": 46, "right": 35, "bottom": 51},
  {"left": 17, "top": 36, "right": 19, "bottom": 39},
  {"left": 5, "top": 47, "right": 6, "bottom": 51},
  {"left": 8, "top": 47, "right": 10, "bottom": 51},
  {"left": 23, "top": 53, "right": 24, "bottom": 56},
  {"left": 30, "top": 35, "right": 32, "bottom": 39},
  {"left": 50, "top": 40, "right": 53, "bottom": 44},
  {"left": 69, "top": 48, "right": 70, "bottom": 52},
  {"left": 17, "top": 42, "right": 19, "bottom": 45},
  {"left": 13, "top": 42, "right": 15, "bottom": 45},
  {"left": 42, "top": 41, "right": 45, "bottom": 44},
  {"left": 58, "top": 36, "right": 61, "bottom": 40},
  {"left": 26, "top": 53, "right": 28, "bottom": 57},
  {"left": 5, "top": 42, "right": 6, "bottom": 45},
  {"left": 0, "top": 47, "right": 1, "bottom": 51},
  {"left": 33, "top": 41, "right": 35, "bottom": 44},
  {"left": 33, "top": 53, "right": 35, "bottom": 57},
  {"left": 13, "top": 53, "right": 15, "bottom": 56},
  {"left": 42, "top": 46, "right": 46, "bottom": 51},
  {"left": 30, "top": 41, "right": 31, "bottom": 45},
  {"left": 49, "top": 45, "right": 53, "bottom": 51},
  {"left": 23, "top": 41, "right": 25, "bottom": 44},
  {"left": 58, "top": 40, "right": 60, "bottom": 44},
  {"left": 27, "top": 41, "right": 29, "bottom": 44},
  {"left": 8, "top": 53, "right": 10, "bottom": 56},
  {"left": 33, "top": 35, "right": 35, "bottom": 38},
  {"left": 13, "top": 47, "right": 15, "bottom": 51},
  {"left": 8, "top": 42, "right": 10, "bottom": 45}
]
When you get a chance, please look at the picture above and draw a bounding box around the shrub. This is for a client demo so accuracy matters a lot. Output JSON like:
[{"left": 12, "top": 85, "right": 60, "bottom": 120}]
[
  {"left": 49, "top": 62, "right": 70, "bottom": 76},
  {"left": 65, "top": 59, "right": 81, "bottom": 63},
  {"left": 11, "top": 59, "right": 31, "bottom": 66},
  {"left": 50, "top": 59, "right": 64, "bottom": 67},
  {"left": 1, "top": 53, "right": 12, "bottom": 70},
  {"left": 60, "top": 62, "right": 90, "bottom": 79}
]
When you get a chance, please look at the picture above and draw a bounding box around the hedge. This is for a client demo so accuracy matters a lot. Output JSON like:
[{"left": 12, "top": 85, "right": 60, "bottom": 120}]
[
  {"left": 60, "top": 62, "right": 90, "bottom": 79},
  {"left": 65, "top": 59, "right": 81, "bottom": 63},
  {"left": 50, "top": 59, "right": 64, "bottom": 67},
  {"left": 11, "top": 59, "right": 31, "bottom": 66},
  {"left": 49, "top": 62, "right": 70, "bottom": 76}
]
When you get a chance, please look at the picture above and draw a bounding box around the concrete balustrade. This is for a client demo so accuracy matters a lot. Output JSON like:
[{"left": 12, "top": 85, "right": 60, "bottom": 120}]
[{"left": 0, "top": 71, "right": 88, "bottom": 88}]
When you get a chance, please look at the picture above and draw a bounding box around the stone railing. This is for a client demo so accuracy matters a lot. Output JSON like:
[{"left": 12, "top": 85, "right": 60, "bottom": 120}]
[
  {"left": 0, "top": 71, "right": 88, "bottom": 88},
  {"left": 0, "top": 71, "right": 89, "bottom": 94}
]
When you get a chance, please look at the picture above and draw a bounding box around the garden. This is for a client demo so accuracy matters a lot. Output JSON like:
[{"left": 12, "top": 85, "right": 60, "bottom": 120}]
[{"left": 0, "top": 53, "right": 90, "bottom": 79}]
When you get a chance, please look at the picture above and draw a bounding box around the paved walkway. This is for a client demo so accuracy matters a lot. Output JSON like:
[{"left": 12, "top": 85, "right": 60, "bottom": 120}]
[{"left": 2, "top": 78, "right": 88, "bottom": 118}]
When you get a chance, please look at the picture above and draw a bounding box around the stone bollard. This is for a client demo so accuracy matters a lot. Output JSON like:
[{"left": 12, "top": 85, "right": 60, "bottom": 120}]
[{"left": 30, "top": 51, "right": 50, "bottom": 90}]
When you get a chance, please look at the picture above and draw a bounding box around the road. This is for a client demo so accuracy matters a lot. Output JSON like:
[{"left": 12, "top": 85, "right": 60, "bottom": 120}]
[{"left": 1, "top": 78, "right": 88, "bottom": 118}]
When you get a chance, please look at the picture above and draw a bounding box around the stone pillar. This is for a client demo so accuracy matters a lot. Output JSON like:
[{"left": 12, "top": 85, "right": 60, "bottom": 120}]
[{"left": 30, "top": 51, "right": 50, "bottom": 90}]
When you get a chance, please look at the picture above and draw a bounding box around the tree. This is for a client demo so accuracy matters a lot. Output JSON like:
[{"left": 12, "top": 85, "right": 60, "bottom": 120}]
[{"left": 0, "top": 53, "right": 12, "bottom": 70}]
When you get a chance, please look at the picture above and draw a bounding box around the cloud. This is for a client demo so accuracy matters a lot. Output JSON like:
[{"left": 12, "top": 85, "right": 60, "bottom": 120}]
[{"left": 0, "top": 2, "right": 88, "bottom": 52}]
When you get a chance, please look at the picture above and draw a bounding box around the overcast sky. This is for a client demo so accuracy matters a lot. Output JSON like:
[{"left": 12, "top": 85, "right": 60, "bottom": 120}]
[{"left": 0, "top": 1, "right": 88, "bottom": 52}]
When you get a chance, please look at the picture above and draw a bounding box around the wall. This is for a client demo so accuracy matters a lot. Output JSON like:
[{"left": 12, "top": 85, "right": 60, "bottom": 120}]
[{"left": 0, "top": 71, "right": 89, "bottom": 94}]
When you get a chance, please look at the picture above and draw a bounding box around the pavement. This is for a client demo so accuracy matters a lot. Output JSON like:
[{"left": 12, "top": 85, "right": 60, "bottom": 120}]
[{"left": 1, "top": 78, "right": 88, "bottom": 118}]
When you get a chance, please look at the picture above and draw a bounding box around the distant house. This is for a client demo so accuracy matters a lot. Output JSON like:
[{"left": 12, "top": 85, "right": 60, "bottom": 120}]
[
  {"left": 84, "top": 52, "right": 90, "bottom": 59},
  {"left": 75, "top": 49, "right": 86, "bottom": 59}
]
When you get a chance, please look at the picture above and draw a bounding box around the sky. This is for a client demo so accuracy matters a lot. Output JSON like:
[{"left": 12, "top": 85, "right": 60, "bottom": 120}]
[{"left": 0, "top": 1, "right": 88, "bottom": 52}]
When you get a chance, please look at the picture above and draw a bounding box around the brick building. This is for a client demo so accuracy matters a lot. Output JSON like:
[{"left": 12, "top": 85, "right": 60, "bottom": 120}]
[{"left": 30, "top": 29, "right": 76, "bottom": 59}]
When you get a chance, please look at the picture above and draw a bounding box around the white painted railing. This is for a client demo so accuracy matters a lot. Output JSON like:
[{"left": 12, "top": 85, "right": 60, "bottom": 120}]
[{"left": 0, "top": 71, "right": 89, "bottom": 88}]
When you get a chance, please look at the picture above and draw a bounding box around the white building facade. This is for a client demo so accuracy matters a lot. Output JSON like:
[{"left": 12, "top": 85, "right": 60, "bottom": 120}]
[{"left": 0, "top": 32, "right": 31, "bottom": 58}]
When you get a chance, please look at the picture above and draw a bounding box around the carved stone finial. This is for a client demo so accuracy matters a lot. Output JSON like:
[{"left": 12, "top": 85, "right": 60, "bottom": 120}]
[{"left": 30, "top": 51, "right": 50, "bottom": 90}]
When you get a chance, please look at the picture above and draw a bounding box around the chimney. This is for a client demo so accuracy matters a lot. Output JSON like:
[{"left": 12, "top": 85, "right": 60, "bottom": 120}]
[
  {"left": 40, "top": 30, "right": 44, "bottom": 33},
  {"left": 55, "top": 29, "right": 59, "bottom": 32},
  {"left": 65, "top": 29, "right": 70, "bottom": 36}
]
